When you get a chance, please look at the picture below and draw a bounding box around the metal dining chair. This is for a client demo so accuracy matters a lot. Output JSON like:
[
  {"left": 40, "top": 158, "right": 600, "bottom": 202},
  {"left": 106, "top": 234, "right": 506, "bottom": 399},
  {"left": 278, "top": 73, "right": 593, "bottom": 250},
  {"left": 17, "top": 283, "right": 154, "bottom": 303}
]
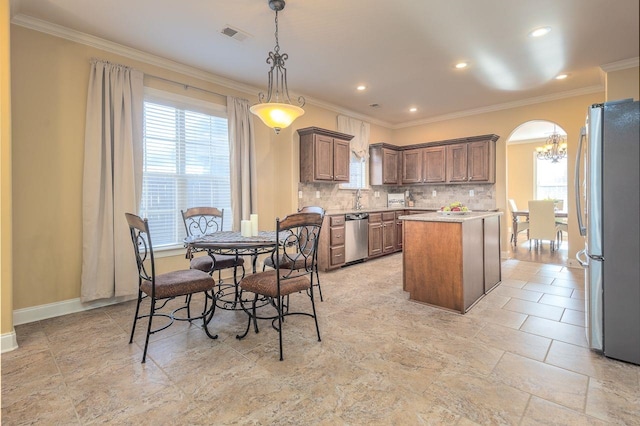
[
  {"left": 262, "top": 206, "right": 326, "bottom": 301},
  {"left": 125, "top": 213, "right": 217, "bottom": 363},
  {"left": 236, "top": 211, "right": 324, "bottom": 360}
]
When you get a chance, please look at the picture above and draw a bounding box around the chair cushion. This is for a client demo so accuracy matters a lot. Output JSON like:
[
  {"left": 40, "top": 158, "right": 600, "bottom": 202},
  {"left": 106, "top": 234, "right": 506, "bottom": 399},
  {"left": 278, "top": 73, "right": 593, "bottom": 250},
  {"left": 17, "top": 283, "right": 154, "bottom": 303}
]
[
  {"left": 142, "top": 269, "right": 214, "bottom": 299},
  {"left": 263, "top": 255, "right": 311, "bottom": 271},
  {"left": 240, "top": 270, "right": 310, "bottom": 298},
  {"left": 190, "top": 254, "right": 244, "bottom": 272}
]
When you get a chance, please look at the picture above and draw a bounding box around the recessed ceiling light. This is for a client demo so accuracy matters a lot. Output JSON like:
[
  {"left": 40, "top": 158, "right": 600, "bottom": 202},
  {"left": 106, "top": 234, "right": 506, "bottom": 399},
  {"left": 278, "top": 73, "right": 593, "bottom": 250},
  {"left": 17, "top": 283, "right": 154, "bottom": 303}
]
[
  {"left": 409, "top": 107, "right": 417, "bottom": 112},
  {"left": 555, "top": 74, "right": 569, "bottom": 80},
  {"left": 356, "top": 85, "right": 367, "bottom": 91},
  {"left": 455, "top": 62, "right": 468, "bottom": 69},
  {"left": 529, "top": 26, "right": 551, "bottom": 37}
]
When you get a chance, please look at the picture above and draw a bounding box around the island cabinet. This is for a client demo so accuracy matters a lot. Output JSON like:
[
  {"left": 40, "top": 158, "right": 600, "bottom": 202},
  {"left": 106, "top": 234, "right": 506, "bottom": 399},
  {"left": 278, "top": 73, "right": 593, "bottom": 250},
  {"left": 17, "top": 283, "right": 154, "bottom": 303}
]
[
  {"left": 369, "top": 144, "right": 399, "bottom": 185},
  {"left": 317, "top": 214, "right": 346, "bottom": 271},
  {"left": 401, "top": 212, "right": 502, "bottom": 313},
  {"left": 298, "top": 127, "right": 354, "bottom": 183}
]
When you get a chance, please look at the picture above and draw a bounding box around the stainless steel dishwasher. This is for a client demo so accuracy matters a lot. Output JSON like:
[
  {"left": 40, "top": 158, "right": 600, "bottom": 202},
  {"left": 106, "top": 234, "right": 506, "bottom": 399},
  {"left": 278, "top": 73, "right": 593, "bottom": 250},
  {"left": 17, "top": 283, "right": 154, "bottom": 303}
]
[{"left": 344, "top": 213, "right": 369, "bottom": 263}]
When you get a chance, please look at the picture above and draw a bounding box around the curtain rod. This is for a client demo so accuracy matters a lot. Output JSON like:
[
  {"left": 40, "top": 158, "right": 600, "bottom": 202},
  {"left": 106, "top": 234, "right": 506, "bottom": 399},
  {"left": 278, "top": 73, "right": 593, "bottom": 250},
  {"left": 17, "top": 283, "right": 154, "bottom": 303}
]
[{"left": 145, "top": 74, "right": 227, "bottom": 99}]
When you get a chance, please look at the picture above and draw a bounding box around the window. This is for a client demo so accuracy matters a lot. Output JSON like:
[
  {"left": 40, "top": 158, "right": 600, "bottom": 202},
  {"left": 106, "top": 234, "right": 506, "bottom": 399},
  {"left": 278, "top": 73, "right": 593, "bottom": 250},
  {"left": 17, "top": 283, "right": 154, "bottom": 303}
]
[
  {"left": 341, "top": 152, "right": 367, "bottom": 189},
  {"left": 140, "top": 88, "right": 231, "bottom": 249},
  {"left": 535, "top": 156, "right": 567, "bottom": 207}
]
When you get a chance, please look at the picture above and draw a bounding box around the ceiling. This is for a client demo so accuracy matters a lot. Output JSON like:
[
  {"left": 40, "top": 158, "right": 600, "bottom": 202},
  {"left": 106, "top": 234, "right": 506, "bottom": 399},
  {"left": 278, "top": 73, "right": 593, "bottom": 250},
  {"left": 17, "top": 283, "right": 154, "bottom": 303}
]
[{"left": 10, "top": 0, "right": 640, "bottom": 129}]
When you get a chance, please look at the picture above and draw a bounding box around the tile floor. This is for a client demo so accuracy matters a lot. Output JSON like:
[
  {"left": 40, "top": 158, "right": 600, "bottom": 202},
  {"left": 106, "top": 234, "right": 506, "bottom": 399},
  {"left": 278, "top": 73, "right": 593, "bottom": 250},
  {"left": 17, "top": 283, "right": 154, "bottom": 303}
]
[{"left": 2, "top": 255, "right": 639, "bottom": 425}]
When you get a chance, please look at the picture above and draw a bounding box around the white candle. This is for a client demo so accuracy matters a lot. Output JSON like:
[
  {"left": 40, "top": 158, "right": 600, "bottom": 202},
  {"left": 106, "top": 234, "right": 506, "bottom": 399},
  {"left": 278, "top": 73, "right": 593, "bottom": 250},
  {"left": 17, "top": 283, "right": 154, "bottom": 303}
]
[
  {"left": 241, "top": 220, "right": 251, "bottom": 237},
  {"left": 250, "top": 214, "right": 259, "bottom": 236}
]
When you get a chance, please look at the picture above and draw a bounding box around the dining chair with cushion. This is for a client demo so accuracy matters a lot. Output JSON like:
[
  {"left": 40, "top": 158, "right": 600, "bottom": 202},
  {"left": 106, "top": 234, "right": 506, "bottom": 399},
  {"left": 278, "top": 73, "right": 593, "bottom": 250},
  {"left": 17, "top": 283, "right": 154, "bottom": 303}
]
[
  {"left": 508, "top": 199, "right": 529, "bottom": 245},
  {"left": 528, "top": 200, "right": 560, "bottom": 251},
  {"left": 236, "top": 211, "right": 324, "bottom": 360},
  {"left": 262, "top": 206, "right": 326, "bottom": 301},
  {"left": 125, "top": 213, "right": 217, "bottom": 363},
  {"left": 181, "top": 207, "right": 245, "bottom": 282}
]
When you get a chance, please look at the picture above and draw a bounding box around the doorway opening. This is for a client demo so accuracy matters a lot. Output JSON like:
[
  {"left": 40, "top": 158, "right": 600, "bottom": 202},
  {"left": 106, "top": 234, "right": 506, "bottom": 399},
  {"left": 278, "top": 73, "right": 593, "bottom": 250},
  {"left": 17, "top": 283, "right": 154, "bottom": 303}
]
[{"left": 506, "top": 120, "right": 569, "bottom": 265}]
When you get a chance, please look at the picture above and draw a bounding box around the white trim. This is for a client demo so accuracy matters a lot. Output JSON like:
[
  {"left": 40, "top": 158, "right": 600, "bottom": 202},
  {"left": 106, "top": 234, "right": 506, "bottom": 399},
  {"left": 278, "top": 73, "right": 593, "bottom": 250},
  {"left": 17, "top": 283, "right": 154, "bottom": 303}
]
[
  {"left": 600, "top": 57, "right": 640, "bottom": 72},
  {"left": 12, "top": 296, "right": 136, "bottom": 326},
  {"left": 1, "top": 330, "right": 18, "bottom": 353}
]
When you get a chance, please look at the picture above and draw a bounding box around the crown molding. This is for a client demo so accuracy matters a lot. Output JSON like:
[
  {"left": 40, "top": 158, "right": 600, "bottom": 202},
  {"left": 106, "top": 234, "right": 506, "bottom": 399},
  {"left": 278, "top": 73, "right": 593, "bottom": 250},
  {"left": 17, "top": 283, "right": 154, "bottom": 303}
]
[
  {"left": 600, "top": 57, "right": 640, "bottom": 72},
  {"left": 9, "top": 13, "right": 614, "bottom": 131},
  {"left": 10, "top": 14, "right": 392, "bottom": 128},
  {"left": 393, "top": 85, "right": 604, "bottom": 129}
]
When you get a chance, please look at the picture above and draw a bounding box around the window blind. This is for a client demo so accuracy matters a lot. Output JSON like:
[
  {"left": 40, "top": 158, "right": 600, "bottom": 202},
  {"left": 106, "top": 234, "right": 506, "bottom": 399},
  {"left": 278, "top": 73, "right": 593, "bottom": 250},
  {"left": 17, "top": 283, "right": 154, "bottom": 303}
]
[{"left": 140, "top": 96, "right": 231, "bottom": 248}]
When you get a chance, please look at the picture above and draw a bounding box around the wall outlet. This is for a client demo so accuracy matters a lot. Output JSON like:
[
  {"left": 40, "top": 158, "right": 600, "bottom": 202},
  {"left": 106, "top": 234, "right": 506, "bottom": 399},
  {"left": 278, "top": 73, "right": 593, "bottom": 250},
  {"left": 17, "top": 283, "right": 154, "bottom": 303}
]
[
  {"left": 432, "top": 190, "right": 437, "bottom": 197},
  {"left": 298, "top": 191, "right": 303, "bottom": 199},
  {"left": 375, "top": 191, "right": 380, "bottom": 198},
  {"left": 315, "top": 191, "right": 320, "bottom": 199},
  {"left": 469, "top": 190, "right": 475, "bottom": 197}
]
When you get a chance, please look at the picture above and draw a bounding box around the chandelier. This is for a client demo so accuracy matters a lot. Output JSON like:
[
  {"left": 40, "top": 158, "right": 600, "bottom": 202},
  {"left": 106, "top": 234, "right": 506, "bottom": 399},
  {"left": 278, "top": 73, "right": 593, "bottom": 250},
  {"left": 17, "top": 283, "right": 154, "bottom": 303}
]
[
  {"left": 250, "top": 0, "right": 305, "bottom": 134},
  {"left": 536, "top": 127, "right": 567, "bottom": 163}
]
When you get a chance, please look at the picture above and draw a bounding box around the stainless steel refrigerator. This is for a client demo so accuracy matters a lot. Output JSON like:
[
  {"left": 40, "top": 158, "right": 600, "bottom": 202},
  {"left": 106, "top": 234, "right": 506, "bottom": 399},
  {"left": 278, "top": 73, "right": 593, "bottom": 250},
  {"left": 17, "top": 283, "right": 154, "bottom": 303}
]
[{"left": 575, "top": 99, "right": 640, "bottom": 365}]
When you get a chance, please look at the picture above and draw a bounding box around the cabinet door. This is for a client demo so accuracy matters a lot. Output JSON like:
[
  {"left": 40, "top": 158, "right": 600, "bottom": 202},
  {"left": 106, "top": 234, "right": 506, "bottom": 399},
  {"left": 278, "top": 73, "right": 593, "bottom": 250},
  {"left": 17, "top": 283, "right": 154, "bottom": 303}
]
[
  {"left": 395, "top": 211, "right": 404, "bottom": 251},
  {"left": 313, "top": 135, "right": 334, "bottom": 181},
  {"left": 468, "top": 141, "right": 492, "bottom": 182},
  {"left": 423, "top": 146, "right": 446, "bottom": 183},
  {"left": 332, "top": 138, "right": 351, "bottom": 182},
  {"left": 368, "top": 222, "right": 383, "bottom": 256},
  {"left": 382, "top": 220, "right": 396, "bottom": 253},
  {"left": 402, "top": 148, "right": 423, "bottom": 184},
  {"left": 446, "top": 143, "right": 468, "bottom": 183},
  {"left": 383, "top": 149, "right": 399, "bottom": 184}
]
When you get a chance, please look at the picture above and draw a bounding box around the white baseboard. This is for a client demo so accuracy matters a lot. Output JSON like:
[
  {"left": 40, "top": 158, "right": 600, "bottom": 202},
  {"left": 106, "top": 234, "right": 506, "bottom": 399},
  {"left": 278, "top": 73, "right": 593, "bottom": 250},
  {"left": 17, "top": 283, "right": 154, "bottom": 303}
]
[
  {"left": 1, "top": 329, "right": 18, "bottom": 353},
  {"left": 13, "top": 295, "right": 136, "bottom": 326}
]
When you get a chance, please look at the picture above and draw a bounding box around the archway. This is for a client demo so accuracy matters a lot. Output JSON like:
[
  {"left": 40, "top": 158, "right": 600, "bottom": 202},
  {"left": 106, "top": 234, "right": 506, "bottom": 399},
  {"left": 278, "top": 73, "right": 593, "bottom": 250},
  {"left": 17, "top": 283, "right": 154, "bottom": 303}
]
[{"left": 506, "top": 120, "right": 569, "bottom": 265}]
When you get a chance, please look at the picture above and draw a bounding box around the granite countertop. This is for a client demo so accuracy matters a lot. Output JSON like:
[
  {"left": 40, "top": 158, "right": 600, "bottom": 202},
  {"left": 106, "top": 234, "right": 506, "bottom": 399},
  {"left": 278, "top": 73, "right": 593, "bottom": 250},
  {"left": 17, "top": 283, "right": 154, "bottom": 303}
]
[
  {"left": 325, "top": 207, "right": 437, "bottom": 215},
  {"left": 398, "top": 211, "right": 503, "bottom": 222}
]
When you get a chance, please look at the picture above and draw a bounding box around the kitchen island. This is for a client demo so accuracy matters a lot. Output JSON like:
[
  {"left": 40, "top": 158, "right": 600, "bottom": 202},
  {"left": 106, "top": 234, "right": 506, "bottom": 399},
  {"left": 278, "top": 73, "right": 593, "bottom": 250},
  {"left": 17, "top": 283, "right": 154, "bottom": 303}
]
[{"left": 400, "top": 211, "right": 502, "bottom": 313}]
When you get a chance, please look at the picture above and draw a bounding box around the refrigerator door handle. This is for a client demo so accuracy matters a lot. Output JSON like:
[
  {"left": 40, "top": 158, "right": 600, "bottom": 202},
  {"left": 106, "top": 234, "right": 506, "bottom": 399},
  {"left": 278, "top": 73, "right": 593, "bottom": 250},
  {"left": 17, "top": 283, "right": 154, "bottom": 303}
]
[
  {"left": 575, "top": 126, "right": 587, "bottom": 236},
  {"left": 576, "top": 249, "right": 589, "bottom": 267}
]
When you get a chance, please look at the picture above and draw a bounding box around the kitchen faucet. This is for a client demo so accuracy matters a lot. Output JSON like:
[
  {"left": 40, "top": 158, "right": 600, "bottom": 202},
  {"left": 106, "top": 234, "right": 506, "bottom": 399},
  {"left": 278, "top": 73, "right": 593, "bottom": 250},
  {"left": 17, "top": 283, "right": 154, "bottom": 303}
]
[{"left": 355, "top": 189, "right": 363, "bottom": 210}]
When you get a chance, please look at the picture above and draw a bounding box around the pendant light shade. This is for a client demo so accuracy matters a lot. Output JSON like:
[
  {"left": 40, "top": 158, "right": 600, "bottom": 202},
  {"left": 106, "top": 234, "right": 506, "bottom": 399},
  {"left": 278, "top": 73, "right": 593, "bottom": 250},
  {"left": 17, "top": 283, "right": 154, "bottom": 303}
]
[
  {"left": 250, "top": 0, "right": 305, "bottom": 134},
  {"left": 250, "top": 102, "right": 304, "bottom": 133}
]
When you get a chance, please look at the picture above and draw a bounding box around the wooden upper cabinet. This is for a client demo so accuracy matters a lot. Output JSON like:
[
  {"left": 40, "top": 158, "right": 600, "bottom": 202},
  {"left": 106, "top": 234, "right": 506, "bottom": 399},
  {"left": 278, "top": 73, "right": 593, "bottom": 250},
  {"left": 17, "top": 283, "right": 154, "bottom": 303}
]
[
  {"left": 402, "top": 148, "right": 423, "bottom": 183},
  {"left": 298, "top": 127, "right": 354, "bottom": 183},
  {"left": 467, "top": 140, "right": 494, "bottom": 183},
  {"left": 402, "top": 146, "right": 445, "bottom": 184},
  {"left": 446, "top": 143, "right": 468, "bottom": 183},
  {"left": 423, "top": 146, "right": 446, "bottom": 183},
  {"left": 332, "top": 139, "right": 351, "bottom": 181},
  {"left": 369, "top": 144, "right": 399, "bottom": 185}
]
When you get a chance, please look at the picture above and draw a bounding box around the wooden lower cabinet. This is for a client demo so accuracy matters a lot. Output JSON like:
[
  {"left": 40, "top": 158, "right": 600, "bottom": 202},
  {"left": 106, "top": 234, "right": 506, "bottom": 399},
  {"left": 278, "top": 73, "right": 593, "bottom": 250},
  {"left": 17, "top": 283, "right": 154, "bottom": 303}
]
[
  {"left": 368, "top": 213, "right": 383, "bottom": 257},
  {"left": 382, "top": 212, "right": 396, "bottom": 254},
  {"left": 318, "top": 214, "right": 346, "bottom": 271}
]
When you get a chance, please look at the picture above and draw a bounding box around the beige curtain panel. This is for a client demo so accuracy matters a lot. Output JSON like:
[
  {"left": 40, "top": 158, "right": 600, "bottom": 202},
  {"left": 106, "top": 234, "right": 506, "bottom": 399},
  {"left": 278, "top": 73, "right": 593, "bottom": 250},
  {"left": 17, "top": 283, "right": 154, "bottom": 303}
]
[
  {"left": 228, "top": 96, "right": 257, "bottom": 231},
  {"left": 81, "top": 59, "right": 143, "bottom": 302}
]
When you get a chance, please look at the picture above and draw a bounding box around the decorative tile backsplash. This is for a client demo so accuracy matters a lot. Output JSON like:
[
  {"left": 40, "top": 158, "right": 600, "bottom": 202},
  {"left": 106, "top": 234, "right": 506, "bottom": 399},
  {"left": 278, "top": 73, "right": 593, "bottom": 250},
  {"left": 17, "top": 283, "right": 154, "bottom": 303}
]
[{"left": 298, "top": 183, "right": 497, "bottom": 211}]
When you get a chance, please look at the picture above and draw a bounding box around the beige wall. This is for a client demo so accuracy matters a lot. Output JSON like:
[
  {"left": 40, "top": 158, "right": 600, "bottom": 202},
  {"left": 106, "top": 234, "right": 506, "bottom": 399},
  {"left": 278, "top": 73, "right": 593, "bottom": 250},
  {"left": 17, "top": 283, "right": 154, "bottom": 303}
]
[
  {"left": 393, "top": 92, "right": 605, "bottom": 259},
  {"left": 606, "top": 66, "right": 639, "bottom": 101},
  {"left": 1, "top": 0, "right": 13, "bottom": 334},
  {"left": 7, "top": 23, "right": 633, "bottom": 317},
  {"left": 507, "top": 141, "right": 539, "bottom": 212},
  {"left": 8, "top": 25, "right": 391, "bottom": 311}
]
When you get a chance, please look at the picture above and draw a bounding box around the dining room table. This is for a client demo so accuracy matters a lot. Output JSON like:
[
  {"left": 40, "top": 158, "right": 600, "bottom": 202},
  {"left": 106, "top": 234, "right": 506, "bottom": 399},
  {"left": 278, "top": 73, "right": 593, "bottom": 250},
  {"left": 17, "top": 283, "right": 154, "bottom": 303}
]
[
  {"left": 184, "top": 230, "right": 285, "bottom": 310},
  {"left": 511, "top": 210, "right": 568, "bottom": 245}
]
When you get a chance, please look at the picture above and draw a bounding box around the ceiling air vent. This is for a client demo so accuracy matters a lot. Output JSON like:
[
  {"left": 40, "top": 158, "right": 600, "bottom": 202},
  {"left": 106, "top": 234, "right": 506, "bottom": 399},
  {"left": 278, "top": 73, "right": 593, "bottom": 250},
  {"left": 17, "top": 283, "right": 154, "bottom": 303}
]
[{"left": 221, "top": 25, "right": 250, "bottom": 42}]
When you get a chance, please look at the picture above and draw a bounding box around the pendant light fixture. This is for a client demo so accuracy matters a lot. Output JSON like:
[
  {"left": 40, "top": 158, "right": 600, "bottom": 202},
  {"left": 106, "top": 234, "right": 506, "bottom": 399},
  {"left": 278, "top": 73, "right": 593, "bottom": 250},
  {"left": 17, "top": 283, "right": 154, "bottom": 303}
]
[
  {"left": 536, "top": 125, "right": 567, "bottom": 163},
  {"left": 250, "top": 0, "right": 305, "bottom": 134}
]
